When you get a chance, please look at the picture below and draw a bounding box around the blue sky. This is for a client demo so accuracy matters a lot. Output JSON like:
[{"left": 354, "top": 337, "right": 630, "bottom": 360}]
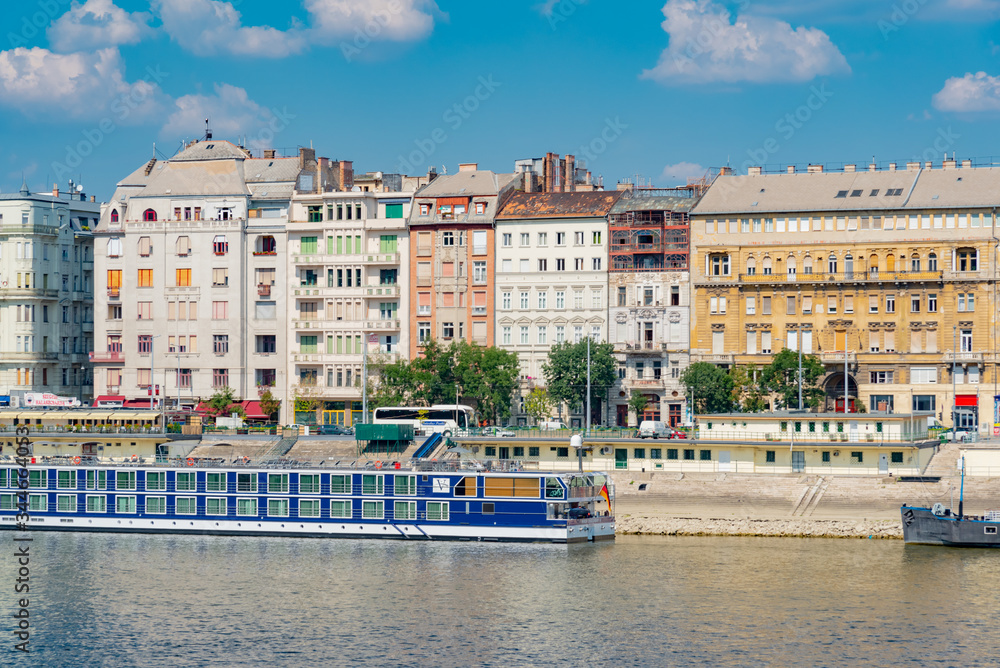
[{"left": 2, "top": 0, "right": 1000, "bottom": 200}]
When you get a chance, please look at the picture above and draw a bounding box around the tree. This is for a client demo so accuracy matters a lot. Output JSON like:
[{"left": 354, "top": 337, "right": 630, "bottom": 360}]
[
  {"left": 524, "top": 387, "right": 553, "bottom": 424},
  {"left": 730, "top": 366, "right": 767, "bottom": 413},
  {"left": 258, "top": 389, "right": 281, "bottom": 420},
  {"left": 367, "top": 354, "right": 417, "bottom": 411},
  {"left": 680, "top": 362, "right": 734, "bottom": 414},
  {"left": 758, "top": 348, "right": 826, "bottom": 410},
  {"left": 542, "top": 339, "right": 617, "bottom": 424},
  {"left": 205, "top": 387, "right": 245, "bottom": 422},
  {"left": 627, "top": 390, "right": 649, "bottom": 423},
  {"left": 291, "top": 385, "right": 323, "bottom": 422},
  {"left": 410, "top": 338, "right": 458, "bottom": 406},
  {"left": 455, "top": 342, "right": 520, "bottom": 425}
]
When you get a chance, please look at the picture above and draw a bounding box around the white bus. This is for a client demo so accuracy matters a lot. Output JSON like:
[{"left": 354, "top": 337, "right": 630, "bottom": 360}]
[{"left": 371, "top": 404, "right": 477, "bottom": 437}]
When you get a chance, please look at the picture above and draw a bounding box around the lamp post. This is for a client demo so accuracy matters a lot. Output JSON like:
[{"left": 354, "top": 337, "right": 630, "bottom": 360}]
[{"left": 953, "top": 325, "right": 957, "bottom": 433}]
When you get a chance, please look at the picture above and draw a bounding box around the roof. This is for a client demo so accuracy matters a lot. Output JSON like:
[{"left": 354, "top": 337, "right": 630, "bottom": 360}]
[
  {"left": 693, "top": 167, "right": 1000, "bottom": 216},
  {"left": 171, "top": 140, "right": 251, "bottom": 162},
  {"left": 415, "top": 170, "right": 520, "bottom": 198},
  {"left": 244, "top": 157, "right": 301, "bottom": 183},
  {"left": 496, "top": 191, "right": 623, "bottom": 219},
  {"left": 609, "top": 193, "right": 699, "bottom": 214},
  {"left": 135, "top": 159, "right": 249, "bottom": 198}
]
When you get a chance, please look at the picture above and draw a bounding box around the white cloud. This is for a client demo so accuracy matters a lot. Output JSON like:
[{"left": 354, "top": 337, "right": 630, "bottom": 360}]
[
  {"left": 0, "top": 47, "right": 163, "bottom": 122},
  {"left": 641, "top": 0, "right": 851, "bottom": 84},
  {"left": 154, "top": 0, "right": 308, "bottom": 58},
  {"left": 659, "top": 161, "right": 706, "bottom": 185},
  {"left": 47, "top": 0, "right": 154, "bottom": 52},
  {"left": 161, "top": 83, "right": 276, "bottom": 141},
  {"left": 933, "top": 71, "right": 1000, "bottom": 112},
  {"left": 304, "top": 0, "right": 441, "bottom": 43}
]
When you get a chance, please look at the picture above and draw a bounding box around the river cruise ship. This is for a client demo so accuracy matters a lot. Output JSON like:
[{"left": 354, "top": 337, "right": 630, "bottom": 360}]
[{"left": 0, "top": 458, "right": 614, "bottom": 544}]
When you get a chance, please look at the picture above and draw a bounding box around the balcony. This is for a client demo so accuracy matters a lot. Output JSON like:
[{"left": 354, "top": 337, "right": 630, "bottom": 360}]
[
  {"left": 4, "top": 352, "right": 59, "bottom": 362},
  {"left": 107, "top": 288, "right": 121, "bottom": 300},
  {"left": 365, "top": 285, "right": 400, "bottom": 298},
  {"left": 820, "top": 352, "right": 857, "bottom": 364},
  {"left": 693, "top": 353, "right": 735, "bottom": 364},
  {"left": 165, "top": 286, "right": 199, "bottom": 296},
  {"left": 947, "top": 351, "right": 984, "bottom": 364},
  {"left": 89, "top": 351, "right": 124, "bottom": 363},
  {"left": 0, "top": 287, "right": 60, "bottom": 299},
  {"left": 82, "top": 321, "right": 94, "bottom": 333},
  {"left": 363, "top": 253, "right": 400, "bottom": 265},
  {"left": 613, "top": 341, "right": 669, "bottom": 354},
  {"left": 732, "top": 270, "right": 945, "bottom": 285},
  {"left": 364, "top": 319, "right": 401, "bottom": 330},
  {"left": 630, "top": 378, "right": 667, "bottom": 389},
  {"left": 258, "top": 283, "right": 272, "bottom": 297}
]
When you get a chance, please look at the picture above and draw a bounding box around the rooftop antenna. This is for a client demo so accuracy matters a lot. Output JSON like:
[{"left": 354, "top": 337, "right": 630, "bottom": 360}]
[{"left": 204, "top": 118, "right": 212, "bottom": 140}]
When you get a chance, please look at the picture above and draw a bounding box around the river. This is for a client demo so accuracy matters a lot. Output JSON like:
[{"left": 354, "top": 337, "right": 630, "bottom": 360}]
[{"left": 2, "top": 532, "right": 997, "bottom": 666}]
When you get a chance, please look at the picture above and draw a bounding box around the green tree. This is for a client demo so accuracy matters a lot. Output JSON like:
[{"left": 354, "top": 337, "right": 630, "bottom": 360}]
[
  {"left": 758, "top": 348, "right": 826, "bottom": 410},
  {"left": 524, "top": 387, "right": 553, "bottom": 424},
  {"left": 410, "top": 339, "right": 458, "bottom": 405},
  {"left": 730, "top": 366, "right": 767, "bottom": 413},
  {"left": 542, "top": 339, "right": 617, "bottom": 424},
  {"left": 205, "top": 387, "right": 245, "bottom": 422},
  {"left": 455, "top": 342, "right": 520, "bottom": 425},
  {"left": 627, "top": 390, "right": 650, "bottom": 423},
  {"left": 257, "top": 389, "right": 281, "bottom": 420},
  {"left": 680, "top": 362, "right": 734, "bottom": 414},
  {"left": 366, "top": 354, "right": 417, "bottom": 411}
]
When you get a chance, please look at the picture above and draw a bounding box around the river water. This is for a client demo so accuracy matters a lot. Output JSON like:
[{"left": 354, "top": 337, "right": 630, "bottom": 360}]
[{"left": 2, "top": 532, "right": 997, "bottom": 667}]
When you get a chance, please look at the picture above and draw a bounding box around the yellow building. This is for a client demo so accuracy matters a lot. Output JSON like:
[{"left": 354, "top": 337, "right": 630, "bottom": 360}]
[{"left": 691, "top": 161, "right": 999, "bottom": 429}]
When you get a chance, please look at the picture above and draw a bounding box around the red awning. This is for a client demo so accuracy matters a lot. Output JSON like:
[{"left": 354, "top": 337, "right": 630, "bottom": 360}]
[
  {"left": 956, "top": 395, "right": 979, "bottom": 407},
  {"left": 123, "top": 399, "right": 156, "bottom": 408},
  {"left": 194, "top": 400, "right": 269, "bottom": 419}
]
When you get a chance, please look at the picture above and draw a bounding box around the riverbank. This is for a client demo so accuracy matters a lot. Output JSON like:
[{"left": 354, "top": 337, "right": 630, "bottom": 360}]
[{"left": 616, "top": 514, "right": 902, "bottom": 539}]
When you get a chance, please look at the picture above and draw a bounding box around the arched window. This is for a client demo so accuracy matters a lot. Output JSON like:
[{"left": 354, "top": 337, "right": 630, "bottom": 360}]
[
  {"left": 886, "top": 254, "right": 896, "bottom": 272},
  {"left": 928, "top": 252, "right": 938, "bottom": 271},
  {"left": 142, "top": 209, "right": 157, "bottom": 222},
  {"left": 828, "top": 254, "right": 838, "bottom": 274},
  {"left": 786, "top": 255, "right": 796, "bottom": 275},
  {"left": 911, "top": 253, "right": 920, "bottom": 272},
  {"left": 762, "top": 257, "right": 772, "bottom": 275},
  {"left": 868, "top": 254, "right": 879, "bottom": 277},
  {"left": 110, "top": 209, "right": 119, "bottom": 223},
  {"left": 802, "top": 255, "right": 813, "bottom": 274},
  {"left": 746, "top": 256, "right": 757, "bottom": 276},
  {"left": 844, "top": 253, "right": 853, "bottom": 276}
]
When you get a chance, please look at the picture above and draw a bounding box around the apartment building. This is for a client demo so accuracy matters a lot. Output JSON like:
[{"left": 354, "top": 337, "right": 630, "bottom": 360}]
[
  {"left": 607, "top": 189, "right": 697, "bottom": 427},
  {"left": 691, "top": 160, "right": 999, "bottom": 429},
  {"left": 407, "top": 164, "right": 521, "bottom": 358},
  {"left": 495, "top": 191, "right": 621, "bottom": 425},
  {"left": 93, "top": 139, "right": 350, "bottom": 422},
  {"left": 0, "top": 181, "right": 97, "bottom": 403},
  {"left": 286, "top": 191, "right": 411, "bottom": 426}
]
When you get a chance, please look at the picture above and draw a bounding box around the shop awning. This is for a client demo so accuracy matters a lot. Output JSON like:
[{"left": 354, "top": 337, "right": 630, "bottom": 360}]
[
  {"left": 956, "top": 395, "right": 979, "bottom": 407},
  {"left": 94, "top": 395, "right": 125, "bottom": 407}
]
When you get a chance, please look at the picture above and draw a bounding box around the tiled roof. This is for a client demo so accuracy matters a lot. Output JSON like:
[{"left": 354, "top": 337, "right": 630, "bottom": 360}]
[
  {"left": 609, "top": 193, "right": 699, "bottom": 214},
  {"left": 415, "top": 170, "right": 520, "bottom": 198},
  {"left": 135, "top": 160, "right": 249, "bottom": 197},
  {"left": 496, "top": 191, "right": 623, "bottom": 219},
  {"left": 171, "top": 140, "right": 251, "bottom": 162}
]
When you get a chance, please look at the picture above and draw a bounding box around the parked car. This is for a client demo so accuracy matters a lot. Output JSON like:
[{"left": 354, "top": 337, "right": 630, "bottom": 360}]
[
  {"left": 482, "top": 426, "right": 516, "bottom": 438},
  {"left": 316, "top": 424, "right": 353, "bottom": 436},
  {"left": 539, "top": 420, "right": 569, "bottom": 431},
  {"left": 667, "top": 428, "right": 688, "bottom": 439},
  {"left": 637, "top": 420, "right": 671, "bottom": 439}
]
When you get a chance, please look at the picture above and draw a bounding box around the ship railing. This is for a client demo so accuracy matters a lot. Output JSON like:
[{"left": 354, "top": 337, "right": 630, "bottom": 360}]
[{"left": 567, "top": 515, "right": 613, "bottom": 526}]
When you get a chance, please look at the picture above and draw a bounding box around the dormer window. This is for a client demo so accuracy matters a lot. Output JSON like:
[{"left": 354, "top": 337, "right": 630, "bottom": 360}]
[
  {"left": 110, "top": 209, "right": 119, "bottom": 223},
  {"left": 419, "top": 203, "right": 430, "bottom": 216},
  {"left": 142, "top": 209, "right": 157, "bottom": 222},
  {"left": 475, "top": 202, "right": 486, "bottom": 215}
]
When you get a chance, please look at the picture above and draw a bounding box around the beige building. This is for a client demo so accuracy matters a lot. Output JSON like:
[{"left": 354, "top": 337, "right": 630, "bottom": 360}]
[
  {"left": 0, "top": 181, "right": 97, "bottom": 404},
  {"left": 286, "top": 191, "right": 411, "bottom": 426},
  {"left": 691, "top": 160, "right": 999, "bottom": 429}
]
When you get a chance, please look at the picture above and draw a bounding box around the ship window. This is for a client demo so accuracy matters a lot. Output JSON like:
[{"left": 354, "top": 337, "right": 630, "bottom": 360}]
[
  {"left": 146, "top": 497, "right": 167, "bottom": 514},
  {"left": 176, "top": 472, "right": 196, "bottom": 491},
  {"left": 330, "top": 500, "right": 352, "bottom": 518},
  {"left": 29, "top": 469, "right": 46, "bottom": 488},
  {"left": 394, "top": 501, "right": 417, "bottom": 520},
  {"left": 268, "top": 473, "right": 289, "bottom": 493},
  {"left": 891, "top": 452, "right": 904, "bottom": 464},
  {"left": 362, "top": 500, "right": 384, "bottom": 519},
  {"left": 455, "top": 476, "right": 478, "bottom": 496},
  {"left": 24, "top": 495, "right": 44, "bottom": 511},
  {"left": 299, "top": 499, "right": 321, "bottom": 517},
  {"left": 986, "top": 527, "right": 998, "bottom": 535},
  {"left": 176, "top": 497, "right": 197, "bottom": 515},
  {"left": 545, "top": 477, "right": 565, "bottom": 499},
  {"left": 237, "top": 498, "right": 258, "bottom": 516},
  {"left": 206, "top": 498, "right": 226, "bottom": 515},
  {"left": 484, "top": 477, "right": 539, "bottom": 498},
  {"left": 236, "top": 473, "right": 257, "bottom": 493},
  {"left": 330, "top": 475, "right": 351, "bottom": 494},
  {"left": 299, "top": 474, "right": 320, "bottom": 494},
  {"left": 86, "top": 495, "right": 106, "bottom": 512},
  {"left": 268, "top": 499, "right": 289, "bottom": 517},
  {"left": 57, "top": 494, "right": 75, "bottom": 512},
  {"left": 146, "top": 471, "right": 166, "bottom": 491},
  {"left": 361, "top": 474, "right": 383, "bottom": 495},
  {"left": 116, "top": 471, "right": 136, "bottom": 490},
  {"left": 57, "top": 470, "right": 75, "bottom": 489},
  {"left": 482, "top": 502, "right": 495, "bottom": 515},
  {"left": 116, "top": 496, "right": 136, "bottom": 513},
  {"left": 206, "top": 473, "right": 226, "bottom": 492},
  {"left": 427, "top": 501, "right": 450, "bottom": 521},
  {"left": 395, "top": 475, "right": 417, "bottom": 496}
]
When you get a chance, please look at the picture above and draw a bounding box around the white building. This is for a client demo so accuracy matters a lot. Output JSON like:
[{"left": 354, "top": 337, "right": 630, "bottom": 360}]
[
  {"left": 286, "top": 190, "right": 412, "bottom": 426},
  {"left": 494, "top": 191, "right": 622, "bottom": 427},
  {"left": 0, "top": 181, "right": 98, "bottom": 403},
  {"left": 92, "top": 139, "right": 353, "bottom": 421}
]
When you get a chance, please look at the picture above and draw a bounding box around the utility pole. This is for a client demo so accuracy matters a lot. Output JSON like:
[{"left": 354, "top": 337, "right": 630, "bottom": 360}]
[
  {"left": 953, "top": 325, "right": 957, "bottom": 433},
  {"left": 586, "top": 335, "right": 592, "bottom": 438},
  {"left": 798, "top": 327, "right": 803, "bottom": 411}
]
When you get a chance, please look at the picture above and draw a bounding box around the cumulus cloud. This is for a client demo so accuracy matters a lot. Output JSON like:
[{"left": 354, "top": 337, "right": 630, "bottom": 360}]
[
  {"left": 660, "top": 161, "right": 706, "bottom": 185},
  {"left": 47, "top": 0, "right": 154, "bottom": 52},
  {"left": 304, "top": 0, "right": 442, "bottom": 43},
  {"left": 932, "top": 71, "right": 1000, "bottom": 112},
  {"left": 641, "top": 0, "right": 851, "bottom": 84},
  {"left": 0, "top": 47, "right": 164, "bottom": 122},
  {"left": 160, "top": 83, "right": 279, "bottom": 142},
  {"left": 154, "top": 0, "right": 308, "bottom": 58}
]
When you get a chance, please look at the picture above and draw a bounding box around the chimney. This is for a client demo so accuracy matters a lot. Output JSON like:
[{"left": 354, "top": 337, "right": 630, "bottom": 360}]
[
  {"left": 299, "top": 146, "right": 316, "bottom": 169},
  {"left": 786, "top": 166, "right": 795, "bottom": 174},
  {"left": 52, "top": 184, "right": 59, "bottom": 197},
  {"left": 459, "top": 163, "right": 478, "bottom": 172},
  {"left": 889, "top": 162, "right": 897, "bottom": 171},
  {"left": 524, "top": 172, "right": 535, "bottom": 193},
  {"left": 962, "top": 159, "right": 972, "bottom": 168},
  {"left": 264, "top": 149, "right": 276, "bottom": 159},
  {"left": 924, "top": 161, "right": 933, "bottom": 169},
  {"left": 318, "top": 157, "right": 329, "bottom": 191},
  {"left": 719, "top": 166, "right": 733, "bottom": 176},
  {"left": 546, "top": 152, "right": 556, "bottom": 192},
  {"left": 906, "top": 161, "right": 920, "bottom": 171},
  {"left": 748, "top": 166, "right": 762, "bottom": 176},
  {"left": 565, "top": 155, "right": 576, "bottom": 192},
  {"left": 844, "top": 164, "right": 856, "bottom": 173},
  {"left": 339, "top": 161, "right": 353, "bottom": 191},
  {"left": 868, "top": 163, "right": 876, "bottom": 172},
  {"left": 943, "top": 159, "right": 957, "bottom": 170},
  {"left": 807, "top": 164, "right": 823, "bottom": 173},
  {"left": 90, "top": 195, "right": 95, "bottom": 202}
]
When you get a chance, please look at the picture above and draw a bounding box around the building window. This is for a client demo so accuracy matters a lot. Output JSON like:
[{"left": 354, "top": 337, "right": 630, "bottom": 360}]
[
  {"left": 213, "top": 335, "right": 229, "bottom": 354},
  {"left": 910, "top": 295, "right": 920, "bottom": 313},
  {"left": 928, "top": 253, "right": 938, "bottom": 270},
  {"left": 556, "top": 258, "right": 565, "bottom": 271},
  {"left": 765, "top": 450, "right": 775, "bottom": 463},
  {"left": 213, "top": 235, "right": 228, "bottom": 255},
  {"left": 710, "top": 254, "right": 730, "bottom": 276},
  {"left": 418, "top": 323, "right": 431, "bottom": 343},
  {"left": 957, "top": 248, "right": 977, "bottom": 271},
  {"left": 502, "top": 326, "right": 511, "bottom": 345},
  {"left": 177, "top": 368, "right": 192, "bottom": 388},
  {"left": 885, "top": 295, "right": 895, "bottom": 313},
  {"left": 175, "top": 268, "right": 191, "bottom": 287},
  {"left": 142, "top": 209, "right": 157, "bottom": 222},
  {"left": 870, "top": 371, "right": 894, "bottom": 384},
  {"left": 473, "top": 261, "right": 487, "bottom": 284},
  {"left": 958, "top": 293, "right": 975, "bottom": 312},
  {"left": 538, "top": 291, "right": 547, "bottom": 309},
  {"left": 443, "top": 322, "right": 454, "bottom": 339}
]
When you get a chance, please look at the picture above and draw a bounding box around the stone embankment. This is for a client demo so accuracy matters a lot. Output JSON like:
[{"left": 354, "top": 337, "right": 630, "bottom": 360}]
[{"left": 616, "top": 515, "right": 902, "bottom": 539}]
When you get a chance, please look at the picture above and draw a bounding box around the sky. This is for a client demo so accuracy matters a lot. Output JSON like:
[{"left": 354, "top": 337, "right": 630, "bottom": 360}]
[{"left": 2, "top": 0, "right": 1000, "bottom": 201}]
